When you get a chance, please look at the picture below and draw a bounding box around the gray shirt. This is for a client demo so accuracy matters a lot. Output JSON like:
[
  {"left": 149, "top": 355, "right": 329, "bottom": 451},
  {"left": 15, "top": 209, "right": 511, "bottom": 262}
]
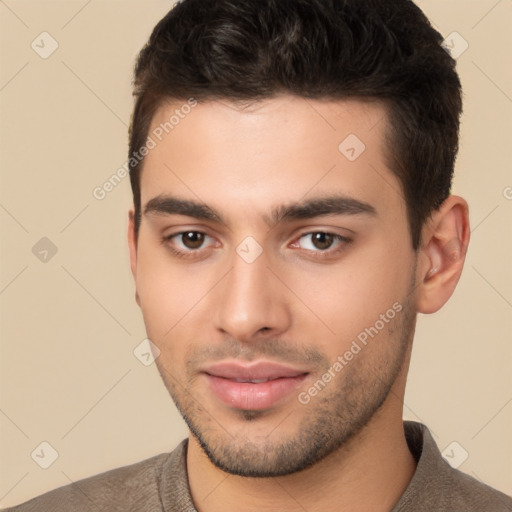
[{"left": 3, "top": 421, "right": 511, "bottom": 511}]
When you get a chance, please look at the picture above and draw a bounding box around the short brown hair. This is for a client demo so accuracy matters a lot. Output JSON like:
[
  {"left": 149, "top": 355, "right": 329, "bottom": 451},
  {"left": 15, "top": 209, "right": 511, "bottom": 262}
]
[{"left": 129, "top": 0, "right": 462, "bottom": 250}]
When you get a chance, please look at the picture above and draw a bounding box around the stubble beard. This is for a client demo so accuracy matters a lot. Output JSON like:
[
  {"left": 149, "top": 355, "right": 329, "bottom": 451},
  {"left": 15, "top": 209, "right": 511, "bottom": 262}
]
[{"left": 154, "top": 295, "right": 416, "bottom": 477}]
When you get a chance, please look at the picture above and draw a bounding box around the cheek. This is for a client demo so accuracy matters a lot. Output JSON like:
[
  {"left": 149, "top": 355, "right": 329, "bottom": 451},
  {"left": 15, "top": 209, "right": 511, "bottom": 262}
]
[
  {"left": 135, "top": 241, "right": 200, "bottom": 338},
  {"left": 135, "top": 253, "right": 206, "bottom": 378},
  {"left": 282, "top": 237, "right": 413, "bottom": 348}
]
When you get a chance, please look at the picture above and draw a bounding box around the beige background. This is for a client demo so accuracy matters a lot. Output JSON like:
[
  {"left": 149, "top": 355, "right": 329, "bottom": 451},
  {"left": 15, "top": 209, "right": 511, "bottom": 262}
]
[{"left": 0, "top": 0, "right": 511, "bottom": 507}]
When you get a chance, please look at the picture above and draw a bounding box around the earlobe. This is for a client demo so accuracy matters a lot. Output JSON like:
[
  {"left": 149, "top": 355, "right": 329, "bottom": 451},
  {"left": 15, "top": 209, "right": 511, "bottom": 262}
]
[{"left": 416, "top": 196, "right": 470, "bottom": 314}]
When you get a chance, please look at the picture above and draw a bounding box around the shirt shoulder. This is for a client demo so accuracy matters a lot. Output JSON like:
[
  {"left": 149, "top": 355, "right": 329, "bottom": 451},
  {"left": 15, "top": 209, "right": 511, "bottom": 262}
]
[
  {"left": 1, "top": 444, "right": 186, "bottom": 512},
  {"left": 440, "top": 464, "right": 512, "bottom": 511},
  {"left": 394, "top": 422, "right": 512, "bottom": 512}
]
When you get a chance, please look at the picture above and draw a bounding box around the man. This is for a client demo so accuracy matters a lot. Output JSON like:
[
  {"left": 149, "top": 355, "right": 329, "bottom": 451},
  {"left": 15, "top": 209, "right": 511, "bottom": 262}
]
[{"left": 4, "top": 0, "right": 511, "bottom": 510}]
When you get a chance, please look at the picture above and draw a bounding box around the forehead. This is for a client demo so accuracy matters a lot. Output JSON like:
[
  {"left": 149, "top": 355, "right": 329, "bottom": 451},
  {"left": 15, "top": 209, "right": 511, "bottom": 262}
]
[{"left": 140, "top": 95, "right": 405, "bottom": 226}]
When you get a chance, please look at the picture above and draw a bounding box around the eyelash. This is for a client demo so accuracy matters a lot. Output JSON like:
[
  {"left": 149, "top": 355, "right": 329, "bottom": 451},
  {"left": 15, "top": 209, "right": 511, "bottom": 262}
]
[
  {"left": 292, "top": 233, "right": 351, "bottom": 257},
  {"left": 162, "top": 231, "right": 352, "bottom": 260},
  {"left": 161, "top": 232, "right": 216, "bottom": 260}
]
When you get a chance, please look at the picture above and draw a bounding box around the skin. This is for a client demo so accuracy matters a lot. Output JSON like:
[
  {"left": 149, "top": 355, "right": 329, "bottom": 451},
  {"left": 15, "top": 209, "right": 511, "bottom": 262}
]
[{"left": 128, "top": 95, "right": 470, "bottom": 512}]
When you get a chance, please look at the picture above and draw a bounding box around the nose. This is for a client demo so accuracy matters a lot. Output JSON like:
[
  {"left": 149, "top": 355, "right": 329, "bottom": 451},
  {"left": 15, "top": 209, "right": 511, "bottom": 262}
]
[{"left": 212, "top": 248, "right": 292, "bottom": 343}]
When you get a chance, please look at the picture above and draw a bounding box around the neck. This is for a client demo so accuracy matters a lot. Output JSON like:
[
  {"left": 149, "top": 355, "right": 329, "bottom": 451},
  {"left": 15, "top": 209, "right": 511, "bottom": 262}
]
[{"left": 187, "top": 400, "right": 416, "bottom": 512}]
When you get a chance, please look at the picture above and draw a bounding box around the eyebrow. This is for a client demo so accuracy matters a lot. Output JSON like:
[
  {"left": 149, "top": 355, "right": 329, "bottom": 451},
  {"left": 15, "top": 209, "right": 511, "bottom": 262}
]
[
  {"left": 143, "top": 194, "right": 377, "bottom": 226},
  {"left": 267, "top": 196, "right": 377, "bottom": 225},
  {"left": 145, "top": 196, "right": 222, "bottom": 223}
]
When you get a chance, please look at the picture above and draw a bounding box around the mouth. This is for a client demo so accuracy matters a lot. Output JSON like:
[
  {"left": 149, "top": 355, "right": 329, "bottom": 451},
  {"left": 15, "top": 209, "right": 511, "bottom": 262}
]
[{"left": 201, "top": 361, "right": 309, "bottom": 411}]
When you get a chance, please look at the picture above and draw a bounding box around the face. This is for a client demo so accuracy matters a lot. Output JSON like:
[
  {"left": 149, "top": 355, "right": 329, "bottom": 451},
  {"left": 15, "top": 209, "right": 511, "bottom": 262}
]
[{"left": 129, "top": 95, "right": 419, "bottom": 477}]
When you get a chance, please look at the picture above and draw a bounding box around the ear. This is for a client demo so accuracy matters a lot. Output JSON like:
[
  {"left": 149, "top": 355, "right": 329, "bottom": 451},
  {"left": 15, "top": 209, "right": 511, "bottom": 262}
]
[
  {"left": 127, "top": 210, "right": 141, "bottom": 306},
  {"left": 416, "top": 195, "right": 470, "bottom": 314}
]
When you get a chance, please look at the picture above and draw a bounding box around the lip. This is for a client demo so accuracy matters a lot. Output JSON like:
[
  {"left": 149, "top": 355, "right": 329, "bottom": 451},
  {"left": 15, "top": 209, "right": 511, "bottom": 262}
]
[{"left": 201, "top": 361, "right": 309, "bottom": 411}]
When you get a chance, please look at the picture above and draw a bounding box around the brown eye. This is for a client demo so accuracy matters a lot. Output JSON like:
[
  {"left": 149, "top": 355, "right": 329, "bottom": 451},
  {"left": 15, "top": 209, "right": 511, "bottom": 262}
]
[
  {"left": 163, "top": 231, "right": 217, "bottom": 260},
  {"left": 181, "top": 232, "right": 205, "bottom": 249},
  {"left": 310, "top": 232, "right": 335, "bottom": 250},
  {"left": 295, "top": 232, "right": 349, "bottom": 254}
]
